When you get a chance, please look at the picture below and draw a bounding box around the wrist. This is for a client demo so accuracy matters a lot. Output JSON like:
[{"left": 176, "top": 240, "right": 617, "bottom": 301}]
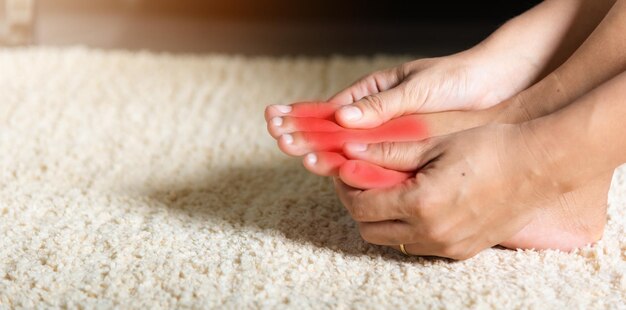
[
  {"left": 489, "top": 97, "right": 529, "bottom": 125},
  {"left": 454, "top": 44, "right": 536, "bottom": 110},
  {"left": 463, "top": 0, "right": 579, "bottom": 105},
  {"left": 491, "top": 72, "right": 573, "bottom": 125}
]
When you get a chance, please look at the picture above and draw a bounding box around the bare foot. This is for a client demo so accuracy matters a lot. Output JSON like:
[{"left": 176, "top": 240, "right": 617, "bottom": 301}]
[
  {"left": 499, "top": 174, "right": 609, "bottom": 251},
  {"left": 264, "top": 101, "right": 609, "bottom": 251}
]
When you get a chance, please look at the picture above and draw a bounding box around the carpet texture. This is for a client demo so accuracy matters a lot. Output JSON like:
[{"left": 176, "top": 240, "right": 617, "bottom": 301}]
[{"left": 0, "top": 47, "right": 624, "bottom": 309}]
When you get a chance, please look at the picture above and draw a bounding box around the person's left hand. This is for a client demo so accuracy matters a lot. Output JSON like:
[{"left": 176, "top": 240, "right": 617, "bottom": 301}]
[{"left": 334, "top": 123, "right": 563, "bottom": 260}]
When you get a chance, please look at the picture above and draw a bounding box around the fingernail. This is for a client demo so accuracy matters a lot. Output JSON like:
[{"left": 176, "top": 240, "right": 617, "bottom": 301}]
[
  {"left": 339, "top": 106, "right": 363, "bottom": 121},
  {"left": 272, "top": 105, "right": 292, "bottom": 114},
  {"left": 305, "top": 153, "right": 317, "bottom": 165},
  {"left": 271, "top": 116, "right": 283, "bottom": 127},
  {"left": 346, "top": 142, "right": 368, "bottom": 152},
  {"left": 282, "top": 134, "right": 293, "bottom": 145}
]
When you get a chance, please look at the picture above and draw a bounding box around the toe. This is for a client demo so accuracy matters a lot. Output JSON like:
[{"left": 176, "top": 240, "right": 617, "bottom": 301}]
[
  {"left": 278, "top": 131, "right": 345, "bottom": 156},
  {"left": 265, "top": 104, "right": 293, "bottom": 121},
  {"left": 277, "top": 132, "right": 312, "bottom": 156},
  {"left": 267, "top": 116, "right": 342, "bottom": 139},
  {"left": 302, "top": 152, "right": 347, "bottom": 176}
]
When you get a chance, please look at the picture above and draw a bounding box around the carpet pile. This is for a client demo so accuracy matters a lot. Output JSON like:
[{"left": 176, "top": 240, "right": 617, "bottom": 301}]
[{"left": 0, "top": 47, "right": 624, "bottom": 308}]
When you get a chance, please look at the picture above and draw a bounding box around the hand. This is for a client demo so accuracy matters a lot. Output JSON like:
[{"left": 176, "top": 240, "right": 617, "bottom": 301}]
[
  {"left": 334, "top": 124, "right": 563, "bottom": 260},
  {"left": 265, "top": 51, "right": 525, "bottom": 131},
  {"left": 324, "top": 53, "right": 520, "bottom": 129},
  {"left": 265, "top": 102, "right": 494, "bottom": 189},
  {"left": 264, "top": 101, "right": 608, "bottom": 253}
]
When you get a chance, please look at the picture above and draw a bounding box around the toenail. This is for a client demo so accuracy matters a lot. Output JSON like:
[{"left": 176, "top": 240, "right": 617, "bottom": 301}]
[
  {"left": 271, "top": 116, "right": 283, "bottom": 127},
  {"left": 282, "top": 134, "right": 293, "bottom": 145},
  {"left": 305, "top": 153, "right": 317, "bottom": 165},
  {"left": 346, "top": 143, "right": 368, "bottom": 152},
  {"left": 272, "top": 105, "right": 292, "bottom": 114},
  {"left": 339, "top": 105, "right": 363, "bottom": 121}
]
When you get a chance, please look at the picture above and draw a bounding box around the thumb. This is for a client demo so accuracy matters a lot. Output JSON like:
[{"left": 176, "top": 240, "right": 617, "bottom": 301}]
[
  {"left": 335, "top": 85, "right": 415, "bottom": 129},
  {"left": 328, "top": 67, "right": 403, "bottom": 105},
  {"left": 343, "top": 139, "right": 438, "bottom": 172}
]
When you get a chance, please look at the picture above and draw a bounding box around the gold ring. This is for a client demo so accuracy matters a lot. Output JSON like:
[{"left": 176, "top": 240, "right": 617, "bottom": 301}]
[{"left": 399, "top": 243, "right": 409, "bottom": 255}]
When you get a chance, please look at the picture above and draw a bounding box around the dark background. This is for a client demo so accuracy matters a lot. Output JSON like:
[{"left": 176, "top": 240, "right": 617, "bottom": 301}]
[{"left": 38, "top": 0, "right": 542, "bottom": 56}]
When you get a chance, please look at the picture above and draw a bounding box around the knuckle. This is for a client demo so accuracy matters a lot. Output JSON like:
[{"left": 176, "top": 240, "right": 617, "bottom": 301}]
[
  {"left": 420, "top": 137, "right": 437, "bottom": 152},
  {"left": 362, "top": 73, "right": 379, "bottom": 91},
  {"left": 398, "top": 63, "right": 412, "bottom": 80},
  {"left": 379, "top": 142, "right": 398, "bottom": 161},
  {"left": 361, "top": 94, "right": 387, "bottom": 116},
  {"left": 348, "top": 203, "right": 368, "bottom": 222},
  {"left": 360, "top": 73, "right": 377, "bottom": 86},
  {"left": 371, "top": 72, "right": 387, "bottom": 93},
  {"left": 341, "top": 186, "right": 359, "bottom": 205},
  {"left": 350, "top": 76, "right": 374, "bottom": 102}
]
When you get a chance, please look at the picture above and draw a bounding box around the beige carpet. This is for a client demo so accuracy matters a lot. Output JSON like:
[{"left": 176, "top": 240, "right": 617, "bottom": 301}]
[{"left": 0, "top": 47, "right": 624, "bottom": 309}]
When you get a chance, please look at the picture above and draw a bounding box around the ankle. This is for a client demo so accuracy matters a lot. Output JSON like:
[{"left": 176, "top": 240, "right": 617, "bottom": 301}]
[
  {"left": 489, "top": 96, "right": 530, "bottom": 124},
  {"left": 514, "top": 122, "right": 571, "bottom": 196}
]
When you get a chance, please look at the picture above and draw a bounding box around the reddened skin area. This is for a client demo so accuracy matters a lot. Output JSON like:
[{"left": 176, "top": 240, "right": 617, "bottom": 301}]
[
  {"left": 276, "top": 114, "right": 429, "bottom": 156},
  {"left": 265, "top": 101, "right": 343, "bottom": 122},
  {"left": 339, "top": 160, "right": 413, "bottom": 189},
  {"left": 267, "top": 117, "right": 343, "bottom": 139},
  {"left": 302, "top": 151, "right": 414, "bottom": 189},
  {"left": 302, "top": 152, "right": 347, "bottom": 176},
  {"left": 266, "top": 101, "right": 427, "bottom": 189}
]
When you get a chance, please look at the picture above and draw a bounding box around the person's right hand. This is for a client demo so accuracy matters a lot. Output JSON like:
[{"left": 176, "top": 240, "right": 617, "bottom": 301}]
[
  {"left": 329, "top": 56, "right": 498, "bottom": 128},
  {"left": 268, "top": 50, "right": 527, "bottom": 130}
]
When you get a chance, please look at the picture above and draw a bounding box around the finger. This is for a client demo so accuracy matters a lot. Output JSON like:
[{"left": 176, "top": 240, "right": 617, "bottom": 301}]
[
  {"left": 265, "top": 101, "right": 342, "bottom": 122},
  {"left": 357, "top": 220, "right": 415, "bottom": 246},
  {"left": 267, "top": 116, "right": 343, "bottom": 139},
  {"left": 344, "top": 139, "right": 438, "bottom": 172},
  {"left": 335, "top": 85, "right": 417, "bottom": 129},
  {"left": 339, "top": 160, "right": 413, "bottom": 189},
  {"left": 302, "top": 152, "right": 347, "bottom": 176},
  {"left": 335, "top": 177, "right": 419, "bottom": 222},
  {"left": 328, "top": 68, "right": 403, "bottom": 105},
  {"left": 333, "top": 177, "right": 361, "bottom": 215}
]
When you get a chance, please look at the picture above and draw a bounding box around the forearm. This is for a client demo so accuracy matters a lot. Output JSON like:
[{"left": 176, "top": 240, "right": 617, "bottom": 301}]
[
  {"left": 471, "top": 0, "right": 614, "bottom": 96},
  {"left": 523, "top": 70, "right": 626, "bottom": 193},
  {"left": 498, "top": 0, "right": 626, "bottom": 123}
]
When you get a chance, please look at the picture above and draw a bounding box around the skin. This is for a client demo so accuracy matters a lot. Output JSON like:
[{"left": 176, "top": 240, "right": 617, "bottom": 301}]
[
  {"left": 335, "top": 69, "right": 626, "bottom": 260},
  {"left": 330, "top": 0, "right": 626, "bottom": 258},
  {"left": 268, "top": 113, "right": 429, "bottom": 156},
  {"left": 327, "top": 0, "right": 615, "bottom": 128},
  {"left": 264, "top": 0, "right": 620, "bottom": 256},
  {"left": 266, "top": 107, "right": 478, "bottom": 188},
  {"left": 265, "top": 0, "right": 616, "bottom": 175},
  {"left": 265, "top": 94, "right": 611, "bottom": 254}
]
